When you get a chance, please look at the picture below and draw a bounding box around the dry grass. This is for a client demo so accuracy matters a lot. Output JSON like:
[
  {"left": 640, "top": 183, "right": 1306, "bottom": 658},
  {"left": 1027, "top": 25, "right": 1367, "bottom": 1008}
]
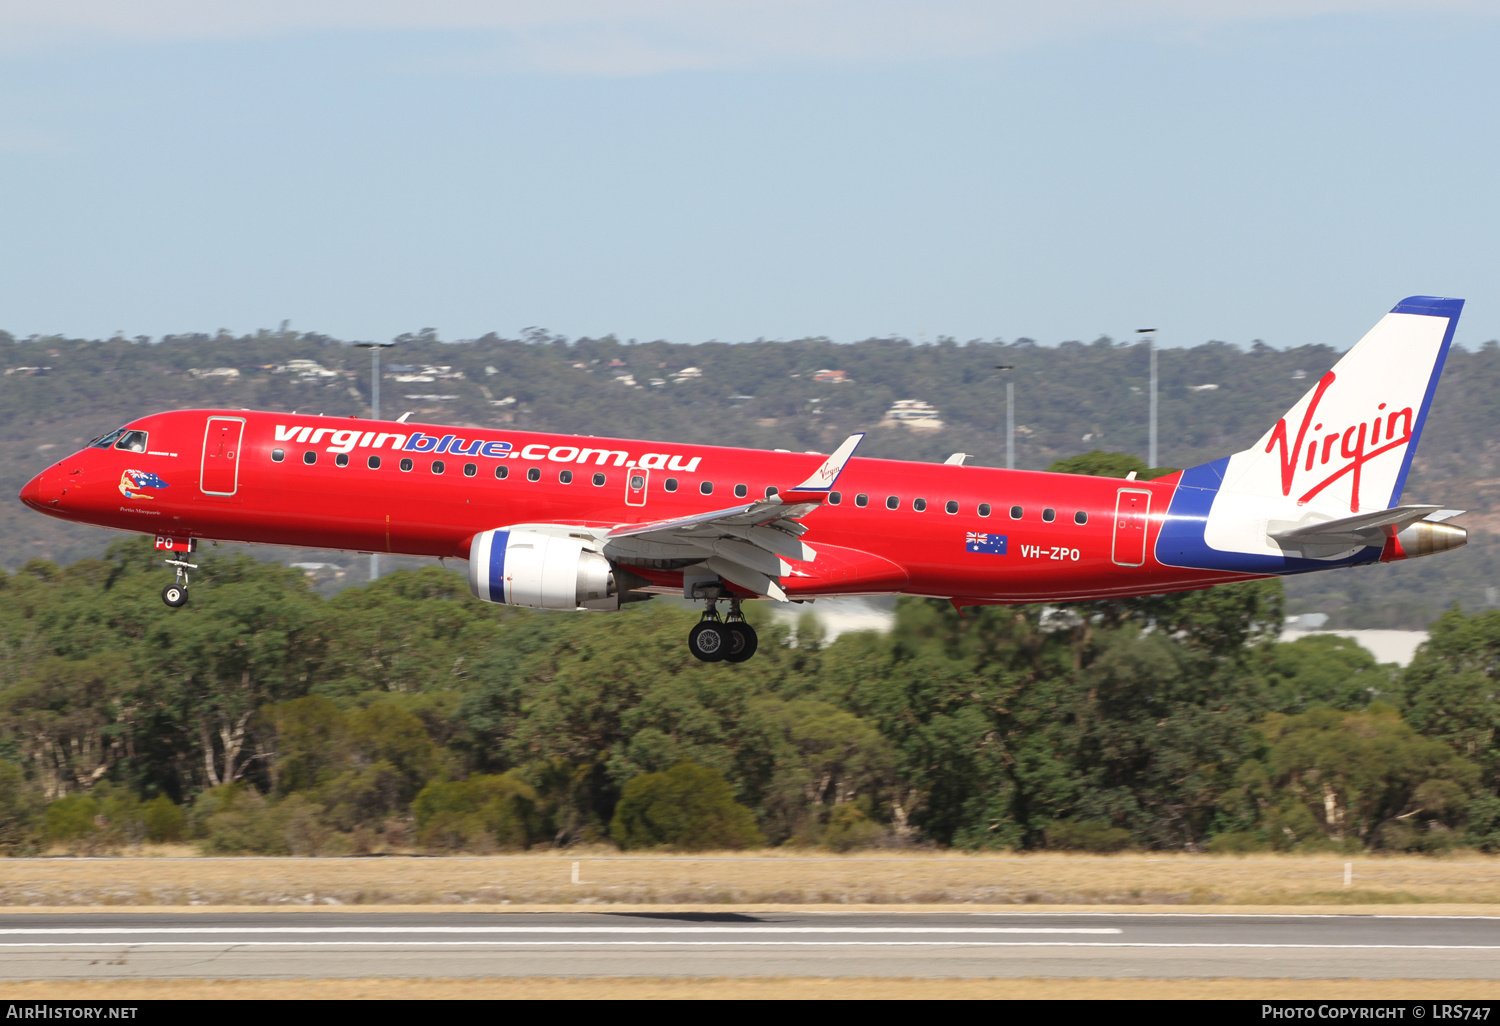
[
  {"left": 4, "top": 851, "right": 1500, "bottom": 907},
  {"left": 4, "top": 978, "right": 1500, "bottom": 1000}
]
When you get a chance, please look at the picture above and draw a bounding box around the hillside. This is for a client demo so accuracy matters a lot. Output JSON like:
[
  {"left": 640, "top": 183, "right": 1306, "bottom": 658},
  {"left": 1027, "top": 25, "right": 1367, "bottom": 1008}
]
[{"left": 4, "top": 326, "right": 1498, "bottom": 628}]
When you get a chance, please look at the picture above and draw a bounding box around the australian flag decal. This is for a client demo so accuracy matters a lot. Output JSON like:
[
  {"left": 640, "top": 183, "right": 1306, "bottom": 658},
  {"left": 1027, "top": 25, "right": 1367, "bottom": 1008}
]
[{"left": 965, "top": 532, "right": 1007, "bottom": 555}]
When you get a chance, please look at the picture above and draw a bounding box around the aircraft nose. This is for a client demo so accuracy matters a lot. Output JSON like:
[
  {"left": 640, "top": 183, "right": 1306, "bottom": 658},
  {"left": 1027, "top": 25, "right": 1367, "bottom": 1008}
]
[{"left": 19, "top": 471, "right": 47, "bottom": 509}]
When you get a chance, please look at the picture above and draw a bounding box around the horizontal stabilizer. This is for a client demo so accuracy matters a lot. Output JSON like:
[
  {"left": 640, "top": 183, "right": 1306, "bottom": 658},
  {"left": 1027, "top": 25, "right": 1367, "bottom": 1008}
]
[{"left": 1269, "top": 504, "right": 1441, "bottom": 547}]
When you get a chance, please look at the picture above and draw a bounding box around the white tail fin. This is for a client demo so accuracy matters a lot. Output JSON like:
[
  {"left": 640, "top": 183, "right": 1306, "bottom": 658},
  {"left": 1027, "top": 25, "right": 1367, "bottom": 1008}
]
[
  {"left": 1159, "top": 297, "right": 1462, "bottom": 572},
  {"left": 1219, "top": 296, "right": 1461, "bottom": 517}
]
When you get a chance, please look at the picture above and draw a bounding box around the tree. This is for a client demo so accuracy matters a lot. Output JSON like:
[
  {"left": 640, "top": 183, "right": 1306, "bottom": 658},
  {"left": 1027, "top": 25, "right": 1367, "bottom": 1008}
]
[
  {"left": 145, "top": 557, "right": 326, "bottom": 790},
  {"left": 1400, "top": 606, "right": 1500, "bottom": 790},
  {"left": 1249, "top": 706, "right": 1479, "bottom": 849},
  {"left": 0, "top": 653, "right": 134, "bottom": 799},
  {"left": 610, "top": 762, "right": 764, "bottom": 850}
]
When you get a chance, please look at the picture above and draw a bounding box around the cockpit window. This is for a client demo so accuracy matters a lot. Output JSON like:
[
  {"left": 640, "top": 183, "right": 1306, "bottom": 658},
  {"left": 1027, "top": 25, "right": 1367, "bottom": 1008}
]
[
  {"left": 89, "top": 429, "right": 126, "bottom": 449},
  {"left": 115, "top": 430, "right": 148, "bottom": 453}
]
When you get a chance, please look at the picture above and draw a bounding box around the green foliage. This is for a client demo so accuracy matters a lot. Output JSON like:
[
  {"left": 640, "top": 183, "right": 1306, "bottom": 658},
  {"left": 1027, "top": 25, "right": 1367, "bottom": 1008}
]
[
  {"left": 412, "top": 771, "right": 541, "bottom": 851},
  {"left": 143, "top": 794, "right": 185, "bottom": 843},
  {"left": 820, "top": 803, "right": 884, "bottom": 851},
  {"left": 1262, "top": 634, "right": 1394, "bottom": 713},
  {"left": 1046, "top": 450, "right": 1177, "bottom": 481},
  {"left": 1400, "top": 605, "right": 1500, "bottom": 790},
  {"left": 44, "top": 795, "right": 99, "bottom": 844},
  {"left": 0, "top": 545, "right": 1493, "bottom": 856},
  {"left": 1241, "top": 706, "right": 1479, "bottom": 850},
  {"left": 0, "top": 760, "right": 39, "bottom": 853},
  {"left": 1044, "top": 819, "right": 1133, "bottom": 852},
  {"left": 610, "top": 762, "right": 765, "bottom": 851}
]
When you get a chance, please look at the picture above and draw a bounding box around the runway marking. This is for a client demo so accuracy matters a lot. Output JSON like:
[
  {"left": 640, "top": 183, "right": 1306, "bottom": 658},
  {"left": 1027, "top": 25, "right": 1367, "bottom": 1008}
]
[{"left": 0, "top": 927, "right": 1122, "bottom": 936}]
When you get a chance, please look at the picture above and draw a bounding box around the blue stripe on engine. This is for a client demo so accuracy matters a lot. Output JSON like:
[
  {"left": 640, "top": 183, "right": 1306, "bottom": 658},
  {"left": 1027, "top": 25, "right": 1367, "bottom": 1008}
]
[{"left": 488, "top": 530, "right": 509, "bottom": 603}]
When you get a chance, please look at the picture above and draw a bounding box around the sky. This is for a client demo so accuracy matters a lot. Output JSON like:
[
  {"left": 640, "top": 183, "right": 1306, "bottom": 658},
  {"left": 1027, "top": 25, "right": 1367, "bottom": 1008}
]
[{"left": 2, "top": 1, "right": 1499, "bottom": 351}]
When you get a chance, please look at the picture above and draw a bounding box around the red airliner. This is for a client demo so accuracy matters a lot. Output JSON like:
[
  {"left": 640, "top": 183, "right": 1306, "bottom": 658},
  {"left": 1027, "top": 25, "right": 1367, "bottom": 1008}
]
[{"left": 19, "top": 297, "right": 1469, "bottom": 662}]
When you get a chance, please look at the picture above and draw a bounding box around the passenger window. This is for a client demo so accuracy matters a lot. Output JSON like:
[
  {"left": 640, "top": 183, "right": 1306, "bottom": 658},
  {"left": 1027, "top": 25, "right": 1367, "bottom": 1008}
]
[
  {"left": 115, "top": 431, "right": 148, "bottom": 453},
  {"left": 90, "top": 429, "right": 125, "bottom": 449},
  {"left": 700, "top": 481, "right": 713, "bottom": 495},
  {"left": 464, "top": 463, "right": 478, "bottom": 478},
  {"left": 855, "top": 493, "right": 868, "bottom": 507},
  {"left": 272, "top": 448, "right": 285, "bottom": 463},
  {"left": 303, "top": 451, "right": 316, "bottom": 465},
  {"left": 400, "top": 458, "right": 413, "bottom": 472},
  {"left": 367, "top": 455, "right": 381, "bottom": 470},
  {"left": 631, "top": 473, "right": 645, "bottom": 489},
  {"left": 559, "top": 470, "right": 572, "bottom": 484},
  {"left": 765, "top": 486, "right": 779, "bottom": 499},
  {"left": 335, "top": 453, "right": 349, "bottom": 467},
  {"left": 829, "top": 491, "right": 842, "bottom": 505},
  {"left": 1075, "top": 510, "right": 1088, "bottom": 525},
  {"left": 978, "top": 502, "right": 991, "bottom": 517},
  {"left": 913, "top": 498, "right": 927, "bottom": 512},
  {"left": 1010, "top": 505, "right": 1023, "bottom": 519},
  {"left": 665, "top": 478, "right": 678, "bottom": 492},
  {"left": 527, "top": 467, "right": 540, "bottom": 482},
  {"left": 945, "top": 500, "right": 959, "bottom": 515},
  {"left": 734, "top": 484, "right": 747, "bottom": 498},
  {"left": 1043, "top": 508, "right": 1056, "bottom": 523},
  {"left": 431, "top": 460, "right": 445, "bottom": 475},
  {"left": 495, "top": 465, "right": 508, "bottom": 480},
  {"left": 886, "top": 495, "right": 899, "bottom": 510},
  {"left": 593, "top": 472, "right": 606, "bottom": 486}
]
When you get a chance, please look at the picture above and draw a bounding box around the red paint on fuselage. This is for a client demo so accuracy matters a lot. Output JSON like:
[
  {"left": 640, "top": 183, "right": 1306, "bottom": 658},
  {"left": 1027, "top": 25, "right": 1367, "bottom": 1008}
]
[{"left": 21, "top": 409, "right": 1251, "bottom": 603}]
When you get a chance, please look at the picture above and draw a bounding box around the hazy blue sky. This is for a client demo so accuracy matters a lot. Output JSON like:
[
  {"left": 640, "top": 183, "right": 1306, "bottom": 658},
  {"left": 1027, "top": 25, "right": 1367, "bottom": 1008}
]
[{"left": 2, "top": 2, "right": 1498, "bottom": 349}]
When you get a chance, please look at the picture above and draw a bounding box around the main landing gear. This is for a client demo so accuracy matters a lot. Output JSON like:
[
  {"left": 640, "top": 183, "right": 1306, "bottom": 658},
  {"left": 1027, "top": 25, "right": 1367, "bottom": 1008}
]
[
  {"left": 161, "top": 557, "right": 196, "bottom": 608},
  {"left": 687, "top": 598, "right": 759, "bottom": 663}
]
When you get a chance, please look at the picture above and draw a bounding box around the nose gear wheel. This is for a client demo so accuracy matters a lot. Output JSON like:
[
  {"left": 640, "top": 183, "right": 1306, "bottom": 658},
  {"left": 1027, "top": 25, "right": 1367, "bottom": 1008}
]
[{"left": 161, "top": 558, "right": 196, "bottom": 607}]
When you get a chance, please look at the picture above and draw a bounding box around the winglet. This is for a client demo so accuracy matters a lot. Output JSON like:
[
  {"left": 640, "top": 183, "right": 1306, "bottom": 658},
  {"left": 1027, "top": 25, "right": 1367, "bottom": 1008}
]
[{"left": 789, "top": 433, "right": 864, "bottom": 493}]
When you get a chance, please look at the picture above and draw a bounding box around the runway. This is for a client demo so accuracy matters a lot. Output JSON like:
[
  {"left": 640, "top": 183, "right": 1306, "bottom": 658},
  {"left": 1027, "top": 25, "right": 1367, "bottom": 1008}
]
[{"left": 0, "top": 911, "right": 1496, "bottom": 979}]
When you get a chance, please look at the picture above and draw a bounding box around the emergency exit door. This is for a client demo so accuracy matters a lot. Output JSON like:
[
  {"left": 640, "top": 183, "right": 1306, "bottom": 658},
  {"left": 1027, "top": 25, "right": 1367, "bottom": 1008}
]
[
  {"left": 201, "top": 416, "right": 245, "bottom": 496},
  {"left": 625, "top": 468, "right": 649, "bottom": 507},
  {"left": 1112, "top": 488, "right": 1151, "bottom": 567}
]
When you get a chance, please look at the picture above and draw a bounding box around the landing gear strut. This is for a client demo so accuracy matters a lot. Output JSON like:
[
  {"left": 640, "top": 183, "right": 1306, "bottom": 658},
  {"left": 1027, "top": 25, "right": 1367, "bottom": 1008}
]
[
  {"left": 161, "top": 557, "right": 196, "bottom": 608},
  {"left": 688, "top": 597, "right": 758, "bottom": 663}
]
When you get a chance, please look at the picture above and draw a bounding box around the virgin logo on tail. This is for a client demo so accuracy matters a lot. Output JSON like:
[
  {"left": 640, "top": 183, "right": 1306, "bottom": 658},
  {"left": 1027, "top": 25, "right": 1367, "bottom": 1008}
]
[{"left": 1264, "top": 371, "right": 1414, "bottom": 513}]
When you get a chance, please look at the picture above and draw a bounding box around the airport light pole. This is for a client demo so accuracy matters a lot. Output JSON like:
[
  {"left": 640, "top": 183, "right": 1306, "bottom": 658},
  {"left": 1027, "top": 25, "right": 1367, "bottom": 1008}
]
[
  {"left": 995, "top": 365, "right": 1016, "bottom": 469},
  {"left": 354, "top": 341, "right": 396, "bottom": 581},
  {"left": 1138, "top": 329, "right": 1158, "bottom": 470}
]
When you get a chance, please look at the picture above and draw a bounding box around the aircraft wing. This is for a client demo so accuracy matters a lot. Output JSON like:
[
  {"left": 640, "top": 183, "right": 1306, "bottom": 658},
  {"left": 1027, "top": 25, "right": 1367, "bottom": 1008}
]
[{"left": 602, "top": 433, "right": 865, "bottom": 601}]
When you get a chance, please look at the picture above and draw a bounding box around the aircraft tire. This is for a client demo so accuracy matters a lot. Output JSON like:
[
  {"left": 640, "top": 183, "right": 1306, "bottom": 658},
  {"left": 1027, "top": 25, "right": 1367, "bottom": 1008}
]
[
  {"left": 723, "top": 622, "right": 758, "bottom": 663},
  {"left": 688, "top": 621, "right": 727, "bottom": 662},
  {"left": 161, "top": 584, "right": 188, "bottom": 608}
]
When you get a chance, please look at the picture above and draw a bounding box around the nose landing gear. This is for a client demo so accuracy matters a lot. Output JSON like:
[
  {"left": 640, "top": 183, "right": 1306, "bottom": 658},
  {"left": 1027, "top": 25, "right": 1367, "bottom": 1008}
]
[
  {"left": 161, "top": 558, "right": 195, "bottom": 608},
  {"left": 687, "top": 597, "right": 759, "bottom": 663}
]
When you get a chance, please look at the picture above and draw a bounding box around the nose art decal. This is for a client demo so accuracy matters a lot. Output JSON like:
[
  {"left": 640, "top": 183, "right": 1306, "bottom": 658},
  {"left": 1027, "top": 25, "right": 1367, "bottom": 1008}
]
[{"left": 119, "top": 469, "right": 170, "bottom": 499}]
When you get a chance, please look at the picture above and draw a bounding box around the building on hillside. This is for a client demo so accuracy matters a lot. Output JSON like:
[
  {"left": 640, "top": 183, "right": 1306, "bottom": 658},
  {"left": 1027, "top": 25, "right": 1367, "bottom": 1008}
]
[{"left": 880, "top": 399, "right": 944, "bottom": 431}]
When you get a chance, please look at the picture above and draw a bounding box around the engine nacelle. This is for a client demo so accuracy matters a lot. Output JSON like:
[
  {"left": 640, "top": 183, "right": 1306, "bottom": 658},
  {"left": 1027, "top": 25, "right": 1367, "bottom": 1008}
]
[
  {"left": 468, "top": 529, "right": 619, "bottom": 610},
  {"left": 1381, "top": 520, "right": 1467, "bottom": 562}
]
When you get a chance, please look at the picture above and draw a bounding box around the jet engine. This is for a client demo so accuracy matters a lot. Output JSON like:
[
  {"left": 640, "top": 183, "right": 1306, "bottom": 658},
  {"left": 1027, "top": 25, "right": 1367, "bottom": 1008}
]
[
  {"left": 1383, "top": 520, "right": 1467, "bottom": 562},
  {"left": 468, "top": 529, "right": 619, "bottom": 610}
]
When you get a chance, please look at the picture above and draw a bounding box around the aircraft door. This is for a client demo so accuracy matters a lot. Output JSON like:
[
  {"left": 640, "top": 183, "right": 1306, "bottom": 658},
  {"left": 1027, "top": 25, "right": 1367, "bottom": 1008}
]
[
  {"left": 1112, "top": 488, "right": 1151, "bottom": 567},
  {"left": 201, "top": 416, "right": 245, "bottom": 496},
  {"left": 625, "top": 468, "right": 649, "bottom": 507}
]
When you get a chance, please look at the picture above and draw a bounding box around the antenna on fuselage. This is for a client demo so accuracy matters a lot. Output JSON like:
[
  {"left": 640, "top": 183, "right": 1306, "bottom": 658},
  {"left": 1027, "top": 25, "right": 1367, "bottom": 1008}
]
[{"left": 397, "top": 412, "right": 412, "bottom": 424}]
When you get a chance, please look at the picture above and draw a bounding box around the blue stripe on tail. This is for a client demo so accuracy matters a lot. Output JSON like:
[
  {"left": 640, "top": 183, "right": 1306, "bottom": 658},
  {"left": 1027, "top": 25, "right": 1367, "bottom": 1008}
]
[{"left": 1387, "top": 296, "right": 1463, "bottom": 507}]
